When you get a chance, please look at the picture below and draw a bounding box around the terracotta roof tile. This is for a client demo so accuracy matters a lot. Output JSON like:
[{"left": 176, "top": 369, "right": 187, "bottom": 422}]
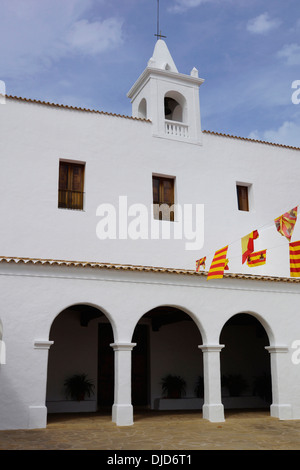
[
  {"left": 0, "top": 256, "right": 298, "bottom": 283},
  {"left": 5, "top": 95, "right": 151, "bottom": 122},
  {"left": 202, "top": 130, "right": 300, "bottom": 151}
]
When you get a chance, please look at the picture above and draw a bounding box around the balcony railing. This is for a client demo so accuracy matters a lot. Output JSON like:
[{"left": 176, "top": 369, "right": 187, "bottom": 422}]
[
  {"left": 58, "top": 189, "right": 84, "bottom": 210},
  {"left": 165, "top": 120, "right": 189, "bottom": 138}
]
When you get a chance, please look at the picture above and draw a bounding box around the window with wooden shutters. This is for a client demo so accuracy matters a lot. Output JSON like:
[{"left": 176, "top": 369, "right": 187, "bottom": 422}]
[
  {"left": 236, "top": 184, "right": 249, "bottom": 212},
  {"left": 58, "top": 161, "right": 85, "bottom": 210},
  {"left": 152, "top": 175, "right": 175, "bottom": 221}
]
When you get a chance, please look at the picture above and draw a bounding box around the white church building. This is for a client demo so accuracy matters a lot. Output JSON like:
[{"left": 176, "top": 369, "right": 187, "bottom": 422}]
[{"left": 1, "top": 39, "right": 300, "bottom": 430}]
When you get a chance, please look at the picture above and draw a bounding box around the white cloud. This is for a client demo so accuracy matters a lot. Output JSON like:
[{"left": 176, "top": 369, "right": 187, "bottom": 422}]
[
  {"left": 169, "top": 0, "right": 212, "bottom": 13},
  {"left": 0, "top": 0, "right": 124, "bottom": 78},
  {"left": 247, "top": 12, "right": 281, "bottom": 34},
  {"left": 277, "top": 44, "right": 300, "bottom": 66},
  {"left": 249, "top": 120, "right": 300, "bottom": 148},
  {"left": 65, "top": 18, "right": 124, "bottom": 56}
]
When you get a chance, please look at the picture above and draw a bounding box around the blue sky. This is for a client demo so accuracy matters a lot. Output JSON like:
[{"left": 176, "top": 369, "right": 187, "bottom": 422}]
[{"left": 0, "top": 0, "right": 299, "bottom": 147}]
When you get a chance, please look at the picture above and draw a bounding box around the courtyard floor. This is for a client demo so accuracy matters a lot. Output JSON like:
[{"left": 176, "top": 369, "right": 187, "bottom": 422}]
[{"left": 0, "top": 408, "right": 299, "bottom": 451}]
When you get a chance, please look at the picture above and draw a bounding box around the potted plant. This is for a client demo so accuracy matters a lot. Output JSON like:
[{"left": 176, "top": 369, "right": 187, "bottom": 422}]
[
  {"left": 222, "top": 374, "right": 248, "bottom": 397},
  {"left": 161, "top": 374, "right": 186, "bottom": 398},
  {"left": 194, "top": 375, "right": 204, "bottom": 398},
  {"left": 64, "top": 373, "right": 95, "bottom": 401}
]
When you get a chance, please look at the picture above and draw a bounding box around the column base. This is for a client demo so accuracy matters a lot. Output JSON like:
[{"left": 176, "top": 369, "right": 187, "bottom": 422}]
[
  {"left": 270, "top": 404, "right": 292, "bottom": 420},
  {"left": 202, "top": 403, "right": 225, "bottom": 423},
  {"left": 112, "top": 404, "right": 134, "bottom": 426},
  {"left": 28, "top": 405, "right": 47, "bottom": 429}
]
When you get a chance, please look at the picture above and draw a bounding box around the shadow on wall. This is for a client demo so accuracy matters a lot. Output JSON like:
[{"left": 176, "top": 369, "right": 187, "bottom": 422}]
[{"left": 0, "top": 320, "right": 6, "bottom": 364}]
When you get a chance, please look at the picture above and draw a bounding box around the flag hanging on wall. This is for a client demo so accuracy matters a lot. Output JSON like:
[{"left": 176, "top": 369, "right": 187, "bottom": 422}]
[
  {"left": 247, "top": 249, "right": 267, "bottom": 267},
  {"left": 196, "top": 257, "right": 206, "bottom": 272},
  {"left": 289, "top": 240, "right": 300, "bottom": 277},
  {"left": 207, "top": 246, "right": 229, "bottom": 280},
  {"left": 275, "top": 207, "right": 298, "bottom": 241},
  {"left": 241, "top": 230, "right": 259, "bottom": 264}
]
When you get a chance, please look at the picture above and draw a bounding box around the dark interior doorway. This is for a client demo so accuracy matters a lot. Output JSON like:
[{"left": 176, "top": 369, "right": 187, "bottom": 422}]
[{"left": 220, "top": 313, "right": 272, "bottom": 407}]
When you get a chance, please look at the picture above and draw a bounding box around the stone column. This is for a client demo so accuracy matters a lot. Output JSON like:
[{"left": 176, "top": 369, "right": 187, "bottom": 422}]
[
  {"left": 265, "top": 345, "right": 292, "bottom": 419},
  {"left": 31, "top": 340, "right": 54, "bottom": 429},
  {"left": 110, "top": 342, "right": 136, "bottom": 426},
  {"left": 199, "top": 344, "right": 225, "bottom": 422}
]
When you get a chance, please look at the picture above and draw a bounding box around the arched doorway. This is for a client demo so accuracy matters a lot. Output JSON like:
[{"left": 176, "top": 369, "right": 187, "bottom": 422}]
[
  {"left": 46, "top": 304, "right": 114, "bottom": 414},
  {"left": 220, "top": 313, "right": 272, "bottom": 412},
  {"left": 132, "top": 306, "right": 204, "bottom": 412}
]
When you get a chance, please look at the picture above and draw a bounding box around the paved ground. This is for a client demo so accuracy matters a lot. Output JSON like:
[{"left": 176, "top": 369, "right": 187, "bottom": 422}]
[{"left": 0, "top": 409, "right": 300, "bottom": 451}]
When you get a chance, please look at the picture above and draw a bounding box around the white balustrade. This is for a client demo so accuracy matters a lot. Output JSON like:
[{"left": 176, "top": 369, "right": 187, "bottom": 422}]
[{"left": 165, "top": 119, "right": 189, "bottom": 138}]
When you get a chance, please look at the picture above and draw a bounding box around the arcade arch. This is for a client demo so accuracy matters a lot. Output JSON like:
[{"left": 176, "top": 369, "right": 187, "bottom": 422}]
[
  {"left": 46, "top": 303, "right": 115, "bottom": 413},
  {"left": 219, "top": 313, "right": 272, "bottom": 412},
  {"left": 132, "top": 305, "right": 204, "bottom": 410}
]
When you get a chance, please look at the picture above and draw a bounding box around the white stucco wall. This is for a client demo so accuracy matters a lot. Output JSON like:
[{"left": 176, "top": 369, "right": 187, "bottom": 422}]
[
  {"left": 0, "top": 261, "right": 300, "bottom": 428},
  {"left": 0, "top": 98, "right": 300, "bottom": 279}
]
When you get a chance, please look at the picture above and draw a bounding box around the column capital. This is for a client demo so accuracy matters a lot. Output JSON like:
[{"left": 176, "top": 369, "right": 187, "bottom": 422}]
[
  {"left": 110, "top": 342, "right": 136, "bottom": 352},
  {"left": 34, "top": 340, "right": 54, "bottom": 350},
  {"left": 265, "top": 345, "right": 289, "bottom": 354},
  {"left": 198, "top": 344, "right": 224, "bottom": 353}
]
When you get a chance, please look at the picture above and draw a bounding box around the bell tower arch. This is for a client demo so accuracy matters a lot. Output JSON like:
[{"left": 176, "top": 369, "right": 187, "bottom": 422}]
[{"left": 127, "top": 40, "right": 204, "bottom": 145}]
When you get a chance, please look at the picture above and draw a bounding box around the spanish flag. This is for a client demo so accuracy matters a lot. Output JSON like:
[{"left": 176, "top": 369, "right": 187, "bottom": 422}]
[
  {"left": 196, "top": 257, "right": 206, "bottom": 272},
  {"left": 207, "top": 246, "right": 228, "bottom": 280},
  {"left": 241, "top": 230, "right": 259, "bottom": 264},
  {"left": 275, "top": 207, "right": 298, "bottom": 241},
  {"left": 247, "top": 249, "right": 267, "bottom": 267},
  {"left": 289, "top": 240, "right": 300, "bottom": 277}
]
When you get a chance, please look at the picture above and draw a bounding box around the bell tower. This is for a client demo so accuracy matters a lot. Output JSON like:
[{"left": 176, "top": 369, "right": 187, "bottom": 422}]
[{"left": 127, "top": 39, "right": 204, "bottom": 145}]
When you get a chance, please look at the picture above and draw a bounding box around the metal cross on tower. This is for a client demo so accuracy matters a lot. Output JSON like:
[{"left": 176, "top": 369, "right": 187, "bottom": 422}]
[{"left": 154, "top": 0, "right": 167, "bottom": 40}]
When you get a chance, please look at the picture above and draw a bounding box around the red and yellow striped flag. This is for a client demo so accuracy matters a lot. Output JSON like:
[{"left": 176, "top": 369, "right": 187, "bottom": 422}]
[
  {"left": 196, "top": 257, "right": 206, "bottom": 272},
  {"left": 289, "top": 240, "right": 300, "bottom": 277},
  {"left": 247, "top": 249, "right": 266, "bottom": 267},
  {"left": 275, "top": 207, "right": 298, "bottom": 241},
  {"left": 241, "top": 230, "right": 259, "bottom": 264},
  {"left": 207, "top": 246, "right": 228, "bottom": 280}
]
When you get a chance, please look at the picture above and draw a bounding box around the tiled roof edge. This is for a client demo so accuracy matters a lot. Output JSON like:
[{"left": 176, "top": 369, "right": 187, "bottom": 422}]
[
  {"left": 202, "top": 130, "right": 300, "bottom": 151},
  {"left": 5, "top": 95, "right": 151, "bottom": 122},
  {"left": 0, "top": 256, "right": 298, "bottom": 283}
]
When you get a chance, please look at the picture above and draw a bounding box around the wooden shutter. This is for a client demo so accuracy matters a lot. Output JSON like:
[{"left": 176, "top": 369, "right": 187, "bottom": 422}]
[
  {"left": 163, "top": 179, "right": 174, "bottom": 205},
  {"left": 152, "top": 177, "right": 160, "bottom": 204},
  {"left": 72, "top": 165, "right": 83, "bottom": 192},
  {"left": 59, "top": 162, "right": 68, "bottom": 190},
  {"left": 152, "top": 176, "right": 175, "bottom": 221},
  {"left": 237, "top": 185, "right": 249, "bottom": 211},
  {"left": 71, "top": 165, "right": 84, "bottom": 209},
  {"left": 58, "top": 161, "right": 84, "bottom": 210},
  {"left": 58, "top": 162, "right": 69, "bottom": 208}
]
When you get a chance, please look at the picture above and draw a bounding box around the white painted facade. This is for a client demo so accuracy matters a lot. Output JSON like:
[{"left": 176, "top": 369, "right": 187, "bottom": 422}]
[{"left": 1, "top": 40, "right": 300, "bottom": 430}]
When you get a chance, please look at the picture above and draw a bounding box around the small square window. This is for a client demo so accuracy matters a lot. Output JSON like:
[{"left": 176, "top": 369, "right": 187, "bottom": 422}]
[
  {"left": 152, "top": 175, "right": 175, "bottom": 221},
  {"left": 58, "top": 161, "right": 85, "bottom": 210},
  {"left": 236, "top": 184, "right": 249, "bottom": 211}
]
